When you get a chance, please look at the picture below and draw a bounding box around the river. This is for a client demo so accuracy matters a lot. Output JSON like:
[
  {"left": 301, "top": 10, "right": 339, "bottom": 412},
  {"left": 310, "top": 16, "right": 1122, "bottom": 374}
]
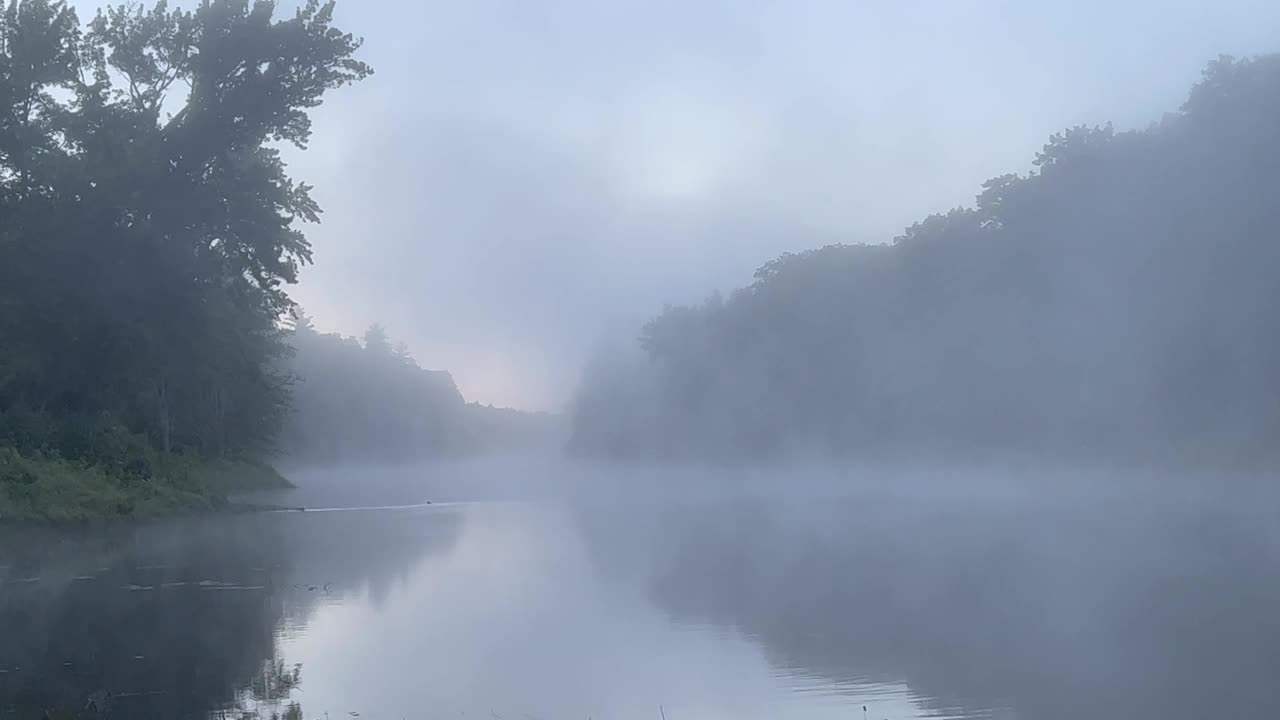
[{"left": 2, "top": 459, "right": 1278, "bottom": 720}]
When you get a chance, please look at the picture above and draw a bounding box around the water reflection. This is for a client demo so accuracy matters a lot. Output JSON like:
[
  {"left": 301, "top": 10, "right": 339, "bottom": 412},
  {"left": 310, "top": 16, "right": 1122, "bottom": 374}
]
[
  {"left": 4, "top": 471, "right": 1280, "bottom": 720},
  {"left": 580, "top": 492, "right": 1280, "bottom": 720},
  {"left": 0, "top": 506, "right": 461, "bottom": 719},
  {"left": 267, "top": 500, "right": 877, "bottom": 720}
]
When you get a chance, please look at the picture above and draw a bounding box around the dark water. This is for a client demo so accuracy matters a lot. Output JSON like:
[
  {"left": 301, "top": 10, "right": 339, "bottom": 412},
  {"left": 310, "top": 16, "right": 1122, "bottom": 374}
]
[{"left": 2, "top": 460, "right": 1279, "bottom": 720}]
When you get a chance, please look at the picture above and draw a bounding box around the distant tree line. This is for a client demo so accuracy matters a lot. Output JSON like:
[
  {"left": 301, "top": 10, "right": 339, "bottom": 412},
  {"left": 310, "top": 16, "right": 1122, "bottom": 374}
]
[
  {"left": 572, "top": 54, "right": 1280, "bottom": 466},
  {"left": 280, "top": 313, "right": 563, "bottom": 465}
]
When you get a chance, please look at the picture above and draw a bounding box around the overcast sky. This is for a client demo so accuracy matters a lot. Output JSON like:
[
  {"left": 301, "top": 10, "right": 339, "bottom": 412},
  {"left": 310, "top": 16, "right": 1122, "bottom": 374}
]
[{"left": 74, "top": 0, "right": 1280, "bottom": 410}]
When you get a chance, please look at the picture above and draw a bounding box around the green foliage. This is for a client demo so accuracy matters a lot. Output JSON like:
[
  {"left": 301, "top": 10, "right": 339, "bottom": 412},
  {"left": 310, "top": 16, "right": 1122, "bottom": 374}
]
[
  {"left": 0, "top": 447, "right": 208, "bottom": 522},
  {"left": 573, "top": 53, "right": 1280, "bottom": 466},
  {"left": 196, "top": 456, "right": 294, "bottom": 494},
  {"left": 0, "top": 442, "right": 293, "bottom": 521},
  {"left": 0, "top": 0, "right": 369, "bottom": 513}
]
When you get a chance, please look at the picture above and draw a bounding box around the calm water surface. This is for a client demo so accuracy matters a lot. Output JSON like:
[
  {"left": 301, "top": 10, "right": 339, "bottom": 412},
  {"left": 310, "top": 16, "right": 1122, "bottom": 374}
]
[{"left": 2, "top": 461, "right": 1278, "bottom": 720}]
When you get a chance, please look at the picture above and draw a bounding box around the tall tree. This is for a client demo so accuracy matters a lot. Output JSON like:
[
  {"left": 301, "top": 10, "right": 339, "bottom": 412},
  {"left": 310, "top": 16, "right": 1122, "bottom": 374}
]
[
  {"left": 0, "top": 0, "right": 370, "bottom": 465},
  {"left": 362, "top": 323, "right": 391, "bottom": 355}
]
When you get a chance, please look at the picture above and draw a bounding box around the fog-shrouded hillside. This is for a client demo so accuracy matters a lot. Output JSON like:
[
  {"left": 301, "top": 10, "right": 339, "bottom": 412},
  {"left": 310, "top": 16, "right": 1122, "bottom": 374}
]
[
  {"left": 570, "top": 54, "right": 1280, "bottom": 468},
  {"left": 280, "top": 314, "right": 563, "bottom": 465}
]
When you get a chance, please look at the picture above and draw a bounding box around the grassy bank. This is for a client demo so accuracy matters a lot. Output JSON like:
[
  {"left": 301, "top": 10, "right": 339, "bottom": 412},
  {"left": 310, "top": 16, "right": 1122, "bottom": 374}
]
[{"left": 0, "top": 448, "right": 292, "bottom": 523}]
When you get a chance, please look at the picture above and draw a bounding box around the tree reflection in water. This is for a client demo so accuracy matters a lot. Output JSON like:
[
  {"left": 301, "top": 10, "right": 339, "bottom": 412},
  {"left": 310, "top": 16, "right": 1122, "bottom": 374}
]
[
  {"left": 578, "top": 491, "right": 1280, "bottom": 720},
  {"left": 0, "top": 506, "right": 461, "bottom": 720}
]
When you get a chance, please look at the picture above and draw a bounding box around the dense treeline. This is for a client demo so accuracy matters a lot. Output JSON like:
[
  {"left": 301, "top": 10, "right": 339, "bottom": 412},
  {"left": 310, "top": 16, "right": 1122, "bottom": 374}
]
[
  {"left": 572, "top": 54, "right": 1280, "bottom": 466},
  {"left": 0, "top": 0, "right": 371, "bottom": 517},
  {"left": 280, "top": 314, "right": 563, "bottom": 465},
  {"left": 0, "top": 0, "right": 367, "bottom": 467}
]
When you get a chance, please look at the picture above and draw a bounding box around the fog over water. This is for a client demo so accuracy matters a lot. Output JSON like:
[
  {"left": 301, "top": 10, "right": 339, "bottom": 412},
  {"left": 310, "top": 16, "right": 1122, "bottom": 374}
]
[
  {"left": 4, "top": 459, "right": 1279, "bottom": 720},
  {"left": 5, "top": 2, "right": 1280, "bottom": 719}
]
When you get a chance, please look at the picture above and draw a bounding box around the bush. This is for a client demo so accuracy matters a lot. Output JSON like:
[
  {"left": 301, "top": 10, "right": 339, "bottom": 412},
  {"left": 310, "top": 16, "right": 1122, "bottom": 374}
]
[
  {"left": 0, "top": 406, "right": 56, "bottom": 452},
  {"left": 0, "top": 449, "right": 128, "bottom": 521},
  {"left": 0, "top": 445, "right": 291, "bottom": 522},
  {"left": 0, "top": 447, "right": 39, "bottom": 486},
  {"left": 0, "top": 409, "right": 292, "bottom": 522}
]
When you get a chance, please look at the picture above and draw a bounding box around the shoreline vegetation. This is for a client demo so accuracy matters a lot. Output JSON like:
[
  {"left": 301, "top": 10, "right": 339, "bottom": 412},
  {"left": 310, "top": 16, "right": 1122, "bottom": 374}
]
[
  {"left": 0, "top": 1, "right": 558, "bottom": 523},
  {"left": 0, "top": 447, "right": 293, "bottom": 524},
  {"left": 6, "top": 2, "right": 1279, "bottom": 522},
  {"left": 0, "top": 0, "right": 373, "bottom": 524}
]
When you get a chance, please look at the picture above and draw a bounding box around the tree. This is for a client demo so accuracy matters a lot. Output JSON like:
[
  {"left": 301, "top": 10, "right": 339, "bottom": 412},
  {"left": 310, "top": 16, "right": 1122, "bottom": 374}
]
[
  {"left": 362, "top": 323, "right": 390, "bottom": 354},
  {"left": 393, "top": 341, "right": 414, "bottom": 364},
  {"left": 571, "top": 53, "right": 1280, "bottom": 466},
  {"left": 287, "top": 308, "right": 317, "bottom": 337},
  {"left": 0, "top": 0, "right": 371, "bottom": 467}
]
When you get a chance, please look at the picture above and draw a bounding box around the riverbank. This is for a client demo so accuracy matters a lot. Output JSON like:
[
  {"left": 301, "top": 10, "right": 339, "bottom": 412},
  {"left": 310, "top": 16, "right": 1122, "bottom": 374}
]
[{"left": 0, "top": 448, "right": 293, "bottom": 523}]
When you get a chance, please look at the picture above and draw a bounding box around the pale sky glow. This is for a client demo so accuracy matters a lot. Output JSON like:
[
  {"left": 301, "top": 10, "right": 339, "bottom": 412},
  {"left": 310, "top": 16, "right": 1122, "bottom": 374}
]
[{"left": 69, "top": 0, "right": 1280, "bottom": 410}]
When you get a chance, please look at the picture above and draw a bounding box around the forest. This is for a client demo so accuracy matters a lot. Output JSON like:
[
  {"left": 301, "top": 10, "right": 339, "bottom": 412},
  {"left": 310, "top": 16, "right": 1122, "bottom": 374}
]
[
  {"left": 280, "top": 313, "right": 562, "bottom": 464},
  {"left": 6, "top": 0, "right": 1280, "bottom": 521},
  {"left": 571, "top": 54, "right": 1280, "bottom": 467},
  {"left": 0, "top": 0, "right": 546, "bottom": 521}
]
